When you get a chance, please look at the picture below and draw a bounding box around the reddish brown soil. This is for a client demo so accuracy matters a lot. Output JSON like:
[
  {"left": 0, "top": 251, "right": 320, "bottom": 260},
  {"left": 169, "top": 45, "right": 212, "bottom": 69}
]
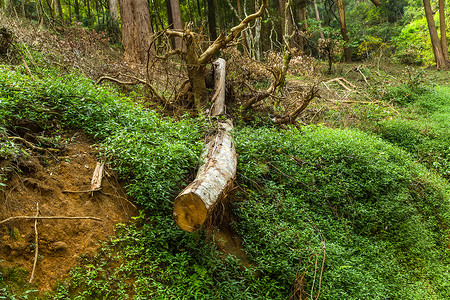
[{"left": 0, "top": 134, "right": 137, "bottom": 292}]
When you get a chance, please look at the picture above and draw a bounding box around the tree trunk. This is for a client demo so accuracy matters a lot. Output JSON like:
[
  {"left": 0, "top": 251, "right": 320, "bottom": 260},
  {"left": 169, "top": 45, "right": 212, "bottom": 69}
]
[
  {"left": 174, "top": 59, "right": 237, "bottom": 232},
  {"left": 278, "top": 0, "right": 287, "bottom": 41},
  {"left": 337, "top": 0, "right": 351, "bottom": 62},
  {"left": 55, "top": 0, "right": 63, "bottom": 20},
  {"left": 313, "top": 0, "right": 325, "bottom": 40},
  {"left": 170, "top": 0, "right": 183, "bottom": 49},
  {"left": 119, "top": 0, "right": 154, "bottom": 64},
  {"left": 277, "top": 0, "right": 293, "bottom": 95},
  {"left": 297, "top": 6, "right": 307, "bottom": 51},
  {"left": 74, "top": 0, "right": 80, "bottom": 21},
  {"left": 86, "top": 0, "right": 91, "bottom": 20},
  {"left": 423, "top": 0, "right": 450, "bottom": 69},
  {"left": 438, "top": 0, "right": 449, "bottom": 62},
  {"left": 207, "top": 0, "right": 217, "bottom": 41},
  {"left": 108, "top": 0, "right": 119, "bottom": 21}
]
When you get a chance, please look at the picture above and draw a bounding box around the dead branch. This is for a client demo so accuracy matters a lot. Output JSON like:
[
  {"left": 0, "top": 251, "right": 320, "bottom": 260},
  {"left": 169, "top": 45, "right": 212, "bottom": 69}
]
[
  {"left": 356, "top": 65, "right": 369, "bottom": 85},
  {"left": 29, "top": 203, "right": 39, "bottom": 283},
  {"left": 198, "top": 0, "right": 267, "bottom": 65},
  {"left": 0, "top": 216, "right": 102, "bottom": 225},
  {"left": 272, "top": 85, "right": 320, "bottom": 125},
  {"left": 241, "top": 67, "right": 281, "bottom": 111},
  {"left": 96, "top": 75, "right": 166, "bottom": 104},
  {"left": 8, "top": 136, "right": 61, "bottom": 153},
  {"left": 325, "top": 78, "right": 356, "bottom": 91}
]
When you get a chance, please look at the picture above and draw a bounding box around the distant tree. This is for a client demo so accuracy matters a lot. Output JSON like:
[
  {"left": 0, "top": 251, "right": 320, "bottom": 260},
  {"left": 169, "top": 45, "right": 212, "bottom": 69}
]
[
  {"left": 74, "top": 0, "right": 81, "bottom": 21},
  {"left": 108, "top": 0, "right": 119, "bottom": 22},
  {"left": 313, "top": 0, "right": 325, "bottom": 40},
  {"left": 170, "top": 0, "right": 183, "bottom": 49},
  {"left": 207, "top": 0, "right": 217, "bottom": 40},
  {"left": 423, "top": 0, "right": 450, "bottom": 69},
  {"left": 337, "top": 0, "right": 351, "bottom": 62},
  {"left": 119, "top": 0, "right": 154, "bottom": 63}
]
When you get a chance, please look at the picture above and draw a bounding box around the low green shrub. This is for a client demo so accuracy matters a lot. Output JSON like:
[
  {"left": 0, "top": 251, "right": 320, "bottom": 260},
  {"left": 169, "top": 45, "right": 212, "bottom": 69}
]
[{"left": 234, "top": 125, "right": 450, "bottom": 299}]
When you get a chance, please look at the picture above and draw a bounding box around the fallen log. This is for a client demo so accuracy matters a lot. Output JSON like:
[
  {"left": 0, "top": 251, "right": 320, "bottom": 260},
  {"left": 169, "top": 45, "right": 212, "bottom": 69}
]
[{"left": 173, "top": 58, "right": 237, "bottom": 232}]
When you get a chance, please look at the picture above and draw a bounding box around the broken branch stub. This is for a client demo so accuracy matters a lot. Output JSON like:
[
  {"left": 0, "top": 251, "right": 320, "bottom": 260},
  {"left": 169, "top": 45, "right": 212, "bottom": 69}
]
[{"left": 173, "top": 59, "right": 237, "bottom": 232}]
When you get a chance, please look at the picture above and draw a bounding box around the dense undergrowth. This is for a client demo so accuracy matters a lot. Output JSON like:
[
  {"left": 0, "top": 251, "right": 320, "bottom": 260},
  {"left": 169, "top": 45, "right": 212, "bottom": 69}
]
[{"left": 1, "top": 63, "right": 450, "bottom": 299}]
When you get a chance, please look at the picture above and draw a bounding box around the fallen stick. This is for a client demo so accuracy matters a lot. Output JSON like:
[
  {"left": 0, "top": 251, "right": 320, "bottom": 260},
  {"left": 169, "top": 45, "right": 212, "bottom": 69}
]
[
  {"left": 0, "top": 216, "right": 102, "bottom": 225},
  {"left": 29, "top": 203, "right": 39, "bottom": 283}
]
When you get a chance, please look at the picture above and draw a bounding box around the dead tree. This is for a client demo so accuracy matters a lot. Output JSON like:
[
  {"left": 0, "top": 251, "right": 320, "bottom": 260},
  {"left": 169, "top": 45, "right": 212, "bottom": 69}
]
[
  {"left": 173, "top": 58, "right": 237, "bottom": 232},
  {"left": 164, "top": 0, "right": 268, "bottom": 111}
]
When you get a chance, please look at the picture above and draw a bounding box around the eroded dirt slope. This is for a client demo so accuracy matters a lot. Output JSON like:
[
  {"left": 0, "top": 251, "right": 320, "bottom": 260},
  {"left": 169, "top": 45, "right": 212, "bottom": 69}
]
[{"left": 0, "top": 133, "right": 137, "bottom": 291}]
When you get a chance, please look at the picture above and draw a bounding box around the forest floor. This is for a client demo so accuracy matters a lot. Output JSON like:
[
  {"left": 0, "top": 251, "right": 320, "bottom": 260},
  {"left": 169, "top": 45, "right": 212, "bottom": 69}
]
[{"left": 0, "top": 131, "right": 137, "bottom": 292}]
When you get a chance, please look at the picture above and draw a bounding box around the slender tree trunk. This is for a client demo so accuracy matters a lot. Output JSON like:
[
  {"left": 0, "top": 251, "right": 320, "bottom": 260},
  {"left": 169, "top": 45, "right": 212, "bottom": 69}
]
[
  {"left": 314, "top": 0, "right": 325, "bottom": 40},
  {"left": 207, "top": 0, "right": 217, "bottom": 41},
  {"left": 86, "top": 0, "right": 91, "bottom": 20},
  {"left": 68, "top": 0, "right": 72, "bottom": 23},
  {"left": 170, "top": 0, "right": 183, "bottom": 49},
  {"left": 109, "top": 0, "right": 119, "bottom": 21},
  {"left": 423, "top": 0, "right": 450, "bottom": 69},
  {"left": 254, "top": 0, "right": 262, "bottom": 60},
  {"left": 55, "top": 0, "right": 63, "bottom": 20},
  {"left": 74, "top": 0, "right": 80, "bottom": 21},
  {"left": 438, "top": 0, "right": 449, "bottom": 62},
  {"left": 119, "top": 0, "right": 154, "bottom": 64},
  {"left": 337, "top": 0, "right": 351, "bottom": 62},
  {"left": 278, "top": 0, "right": 288, "bottom": 44},
  {"left": 297, "top": 6, "right": 307, "bottom": 51}
]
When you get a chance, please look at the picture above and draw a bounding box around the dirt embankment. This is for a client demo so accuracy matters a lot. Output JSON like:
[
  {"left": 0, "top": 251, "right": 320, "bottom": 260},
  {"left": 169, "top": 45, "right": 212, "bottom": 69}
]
[{"left": 0, "top": 132, "right": 137, "bottom": 291}]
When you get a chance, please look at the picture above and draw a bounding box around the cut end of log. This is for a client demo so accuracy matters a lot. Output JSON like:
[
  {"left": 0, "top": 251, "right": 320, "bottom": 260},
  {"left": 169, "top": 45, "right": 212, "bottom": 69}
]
[{"left": 173, "top": 193, "right": 207, "bottom": 232}]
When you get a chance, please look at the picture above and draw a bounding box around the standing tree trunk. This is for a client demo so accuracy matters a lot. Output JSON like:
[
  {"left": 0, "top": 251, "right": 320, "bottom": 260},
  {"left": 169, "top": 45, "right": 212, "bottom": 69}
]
[
  {"left": 170, "top": 0, "right": 183, "bottom": 49},
  {"left": 277, "top": 0, "right": 293, "bottom": 95},
  {"left": 337, "top": 0, "right": 351, "bottom": 62},
  {"left": 314, "top": 0, "right": 325, "bottom": 40},
  {"left": 109, "top": 0, "right": 119, "bottom": 21},
  {"left": 119, "top": 0, "right": 154, "bottom": 64},
  {"left": 74, "top": 0, "right": 80, "bottom": 21},
  {"left": 55, "top": 0, "right": 63, "bottom": 20},
  {"left": 207, "top": 0, "right": 217, "bottom": 41},
  {"left": 438, "top": 0, "right": 449, "bottom": 62},
  {"left": 423, "top": 0, "right": 450, "bottom": 69}
]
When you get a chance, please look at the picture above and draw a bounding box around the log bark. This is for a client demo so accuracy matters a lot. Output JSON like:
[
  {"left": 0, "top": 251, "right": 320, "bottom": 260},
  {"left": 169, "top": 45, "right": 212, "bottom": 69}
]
[{"left": 173, "top": 59, "right": 237, "bottom": 232}]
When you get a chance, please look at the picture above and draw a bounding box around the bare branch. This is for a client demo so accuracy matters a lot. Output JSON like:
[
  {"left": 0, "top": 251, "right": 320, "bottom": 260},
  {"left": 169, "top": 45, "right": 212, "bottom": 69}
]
[
  {"left": 198, "top": 0, "right": 268, "bottom": 65},
  {"left": 96, "top": 75, "right": 167, "bottom": 104}
]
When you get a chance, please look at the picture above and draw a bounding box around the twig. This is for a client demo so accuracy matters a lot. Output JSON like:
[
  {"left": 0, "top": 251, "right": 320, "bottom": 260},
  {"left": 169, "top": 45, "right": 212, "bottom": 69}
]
[
  {"left": 29, "top": 203, "right": 39, "bottom": 283},
  {"left": 356, "top": 65, "right": 369, "bottom": 85},
  {"left": 0, "top": 216, "right": 102, "bottom": 225},
  {"left": 62, "top": 189, "right": 100, "bottom": 193}
]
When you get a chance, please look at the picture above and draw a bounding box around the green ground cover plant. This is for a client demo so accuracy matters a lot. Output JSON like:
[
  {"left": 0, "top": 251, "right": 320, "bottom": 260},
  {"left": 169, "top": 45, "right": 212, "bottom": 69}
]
[
  {"left": 376, "top": 85, "right": 450, "bottom": 179},
  {"left": 1, "top": 64, "right": 450, "bottom": 299}
]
